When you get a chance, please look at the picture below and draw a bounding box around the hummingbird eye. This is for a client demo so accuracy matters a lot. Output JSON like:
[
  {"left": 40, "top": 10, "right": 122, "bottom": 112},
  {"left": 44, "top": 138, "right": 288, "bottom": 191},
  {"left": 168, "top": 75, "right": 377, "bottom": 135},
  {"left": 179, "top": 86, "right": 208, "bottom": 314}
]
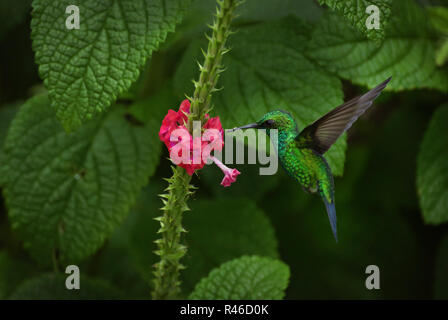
[{"left": 264, "top": 119, "right": 275, "bottom": 127}]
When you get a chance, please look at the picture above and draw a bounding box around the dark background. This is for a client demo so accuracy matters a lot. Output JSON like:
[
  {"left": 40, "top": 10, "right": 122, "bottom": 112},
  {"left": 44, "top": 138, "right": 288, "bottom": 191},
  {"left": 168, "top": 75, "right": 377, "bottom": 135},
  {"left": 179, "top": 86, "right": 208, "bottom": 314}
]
[{"left": 1, "top": 0, "right": 448, "bottom": 299}]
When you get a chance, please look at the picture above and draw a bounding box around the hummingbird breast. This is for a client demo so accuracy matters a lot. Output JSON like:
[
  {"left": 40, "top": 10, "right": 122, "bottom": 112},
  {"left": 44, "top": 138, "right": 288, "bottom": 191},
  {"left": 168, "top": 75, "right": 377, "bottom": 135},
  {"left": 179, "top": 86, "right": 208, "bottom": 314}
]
[{"left": 278, "top": 140, "right": 319, "bottom": 191}]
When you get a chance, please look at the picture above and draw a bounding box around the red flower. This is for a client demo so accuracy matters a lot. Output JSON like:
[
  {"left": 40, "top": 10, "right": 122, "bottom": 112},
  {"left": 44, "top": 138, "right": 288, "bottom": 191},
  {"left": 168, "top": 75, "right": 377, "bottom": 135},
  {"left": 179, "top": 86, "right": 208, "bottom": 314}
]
[
  {"left": 211, "top": 156, "right": 241, "bottom": 187},
  {"left": 159, "top": 100, "right": 225, "bottom": 176},
  {"left": 159, "top": 100, "right": 190, "bottom": 149}
]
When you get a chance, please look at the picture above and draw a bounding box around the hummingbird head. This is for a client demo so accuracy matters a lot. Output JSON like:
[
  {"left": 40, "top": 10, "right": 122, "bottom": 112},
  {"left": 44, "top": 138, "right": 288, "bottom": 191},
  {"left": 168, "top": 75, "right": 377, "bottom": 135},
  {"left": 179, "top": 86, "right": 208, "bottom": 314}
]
[{"left": 232, "top": 110, "right": 298, "bottom": 137}]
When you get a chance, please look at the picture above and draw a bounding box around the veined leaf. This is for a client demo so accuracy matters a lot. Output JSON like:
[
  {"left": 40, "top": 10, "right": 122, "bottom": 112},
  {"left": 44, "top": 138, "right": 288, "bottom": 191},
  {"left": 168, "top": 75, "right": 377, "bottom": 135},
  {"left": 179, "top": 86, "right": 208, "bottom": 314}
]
[
  {"left": 308, "top": 0, "right": 448, "bottom": 92},
  {"left": 317, "top": 0, "right": 391, "bottom": 41},
  {"left": 417, "top": 104, "right": 448, "bottom": 225},
  {"left": 189, "top": 256, "right": 290, "bottom": 300},
  {"left": 175, "top": 17, "right": 347, "bottom": 175},
  {"left": 9, "top": 273, "right": 121, "bottom": 299},
  {"left": 1, "top": 94, "right": 161, "bottom": 264},
  {"left": 31, "top": 0, "right": 190, "bottom": 131}
]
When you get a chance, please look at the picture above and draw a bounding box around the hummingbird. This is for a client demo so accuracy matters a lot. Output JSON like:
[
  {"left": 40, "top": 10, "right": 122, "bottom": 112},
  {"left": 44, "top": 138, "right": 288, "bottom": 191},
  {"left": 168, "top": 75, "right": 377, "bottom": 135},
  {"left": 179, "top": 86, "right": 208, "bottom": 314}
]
[{"left": 231, "top": 77, "right": 391, "bottom": 242}]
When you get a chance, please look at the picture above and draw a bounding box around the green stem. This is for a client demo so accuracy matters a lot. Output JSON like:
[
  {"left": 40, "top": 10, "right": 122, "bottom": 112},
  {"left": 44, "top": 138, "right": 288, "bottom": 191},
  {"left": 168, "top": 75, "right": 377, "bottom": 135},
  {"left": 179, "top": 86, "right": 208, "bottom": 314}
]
[{"left": 152, "top": 0, "right": 240, "bottom": 300}]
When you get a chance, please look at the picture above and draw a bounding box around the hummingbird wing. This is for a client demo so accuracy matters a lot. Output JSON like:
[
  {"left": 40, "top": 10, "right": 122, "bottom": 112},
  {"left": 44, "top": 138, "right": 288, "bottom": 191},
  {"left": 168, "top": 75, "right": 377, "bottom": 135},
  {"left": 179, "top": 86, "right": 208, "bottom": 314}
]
[{"left": 296, "top": 77, "right": 391, "bottom": 154}]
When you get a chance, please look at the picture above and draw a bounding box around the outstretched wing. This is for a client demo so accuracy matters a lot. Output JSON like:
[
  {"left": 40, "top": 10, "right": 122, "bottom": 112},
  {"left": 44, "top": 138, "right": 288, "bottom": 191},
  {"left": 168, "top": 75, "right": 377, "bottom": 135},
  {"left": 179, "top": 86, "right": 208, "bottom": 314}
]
[{"left": 296, "top": 77, "right": 391, "bottom": 154}]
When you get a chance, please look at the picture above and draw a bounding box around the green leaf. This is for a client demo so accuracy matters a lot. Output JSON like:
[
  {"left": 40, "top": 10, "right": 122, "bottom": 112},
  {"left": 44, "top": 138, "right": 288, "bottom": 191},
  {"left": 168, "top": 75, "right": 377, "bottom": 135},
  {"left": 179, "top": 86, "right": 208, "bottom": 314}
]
[
  {"left": 175, "top": 17, "right": 347, "bottom": 176},
  {"left": 417, "top": 104, "right": 448, "bottom": 225},
  {"left": 435, "top": 235, "right": 448, "bottom": 299},
  {"left": 238, "top": 0, "right": 323, "bottom": 22},
  {"left": 0, "top": 103, "right": 20, "bottom": 148},
  {"left": 182, "top": 198, "right": 279, "bottom": 292},
  {"left": 31, "top": 0, "right": 191, "bottom": 131},
  {"left": 427, "top": 6, "right": 448, "bottom": 67},
  {"left": 435, "top": 40, "right": 448, "bottom": 67},
  {"left": 317, "top": 0, "right": 391, "bottom": 41},
  {"left": 308, "top": 0, "right": 448, "bottom": 92},
  {"left": 189, "top": 256, "right": 290, "bottom": 300},
  {"left": 92, "top": 208, "right": 154, "bottom": 299},
  {"left": 427, "top": 6, "right": 448, "bottom": 35},
  {"left": 1, "top": 94, "right": 161, "bottom": 264},
  {"left": 9, "top": 273, "right": 121, "bottom": 299}
]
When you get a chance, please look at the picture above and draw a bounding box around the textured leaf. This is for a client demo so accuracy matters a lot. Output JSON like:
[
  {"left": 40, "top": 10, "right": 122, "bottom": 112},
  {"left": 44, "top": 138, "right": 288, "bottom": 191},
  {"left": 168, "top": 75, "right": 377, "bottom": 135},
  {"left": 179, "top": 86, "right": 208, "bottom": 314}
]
[
  {"left": 175, "top": 18, "right": 347, "bottom": 175},
  {"left": 31, "top": 0, "right": 190, "bottom": 130},
  {"left": 182, "top": 198, "right": 279, "bottom": 292},
  {"left": 189, "top": 256, "right": 290, "bottom": 300},
  {"left": 9, "top": 273, "right": 121, "bottom": 299},
  {"left": 417, "top": 104, "right": 448, "bottom": 225},
  {"left": 435, "top": 235, "right": 448, "bottom": 299},
  {"left": 308, "top": 0, "right": 448, "bottom": 92},
  {"left": 317, "top": 0, "right": 391, "bottom": 40},
  {"left": 1, "top": 94, "right": 161, "bottom": 264}
]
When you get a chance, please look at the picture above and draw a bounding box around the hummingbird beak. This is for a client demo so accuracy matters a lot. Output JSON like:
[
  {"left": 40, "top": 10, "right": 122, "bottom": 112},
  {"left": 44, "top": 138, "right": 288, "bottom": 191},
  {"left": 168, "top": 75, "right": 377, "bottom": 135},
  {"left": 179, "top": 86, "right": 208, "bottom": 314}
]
[{"left": 230, "top": 123, "right": 259, "bottom": 132}]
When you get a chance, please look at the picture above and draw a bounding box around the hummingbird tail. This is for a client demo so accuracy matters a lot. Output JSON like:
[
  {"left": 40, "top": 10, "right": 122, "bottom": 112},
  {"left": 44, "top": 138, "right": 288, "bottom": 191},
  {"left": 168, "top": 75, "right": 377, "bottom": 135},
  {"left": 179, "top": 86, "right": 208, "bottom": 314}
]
[{"left": 323, "top": 197, "right": 338, "bottom": 243}]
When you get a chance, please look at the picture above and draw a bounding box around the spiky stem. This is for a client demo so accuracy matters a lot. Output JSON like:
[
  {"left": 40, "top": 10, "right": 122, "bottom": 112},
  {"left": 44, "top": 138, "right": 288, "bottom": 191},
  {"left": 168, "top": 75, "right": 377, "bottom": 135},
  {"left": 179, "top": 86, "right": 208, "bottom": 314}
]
[
  {"left": 188, "top": 0, "right": 239, "bottom": 129},
  {"left": 152, "top": 0, "right": 240, "bottom": 300}
]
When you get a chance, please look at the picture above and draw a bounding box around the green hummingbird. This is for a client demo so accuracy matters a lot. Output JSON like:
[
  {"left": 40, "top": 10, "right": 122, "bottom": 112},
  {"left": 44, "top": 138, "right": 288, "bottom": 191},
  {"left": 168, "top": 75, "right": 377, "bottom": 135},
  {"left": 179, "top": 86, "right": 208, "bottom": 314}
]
[{"left": 232, "top": 77, "right": 391, "bottom": 242}]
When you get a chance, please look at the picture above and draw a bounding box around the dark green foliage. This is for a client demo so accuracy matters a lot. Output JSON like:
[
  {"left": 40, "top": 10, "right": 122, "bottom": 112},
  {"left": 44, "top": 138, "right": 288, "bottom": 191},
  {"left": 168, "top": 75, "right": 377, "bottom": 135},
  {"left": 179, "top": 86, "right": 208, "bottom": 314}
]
[
  {"left": 417, "top": 104, "right": 448, "bottom": 224},
  {"left": 189, "top": 256, "right": 290, "bottom": 300},
  {"left": 317, "top": 0, "right": 391, "bottom": 41},
  {"left": 1, "top": 94, "right": 161, "bottom": 265},
  {"left": 31, "top": 0, "right": 191, "bottom": 131},
  {"left": 9, "top": 273, "right": 121, "bottom": 299},
  {"left": 0, "top": 0, "right": 447, "bottom": 300}
]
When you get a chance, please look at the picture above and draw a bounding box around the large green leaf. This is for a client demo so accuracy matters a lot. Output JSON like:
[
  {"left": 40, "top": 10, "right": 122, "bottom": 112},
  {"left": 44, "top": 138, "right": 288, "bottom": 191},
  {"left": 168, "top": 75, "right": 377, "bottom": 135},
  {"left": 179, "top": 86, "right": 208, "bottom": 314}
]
[
  {"left": 308, "top": 0, "right": 448, "bottom": 92},
  {"left": 417, "top": 104, "right": 448, "bottom": 225},
  {"left": 9, "top": 273, "right": 121, "bottom": 299},
  {"left": 182, "top": 198, "right": 279, "bottom": 292},
  {"left": 1, "top": 94, "right": 161, "bottom": 264},
  {"left": 31, "top": 0, "right": 190, "bottom": 130},
  {"left": 189, "top": 256, "right": 290, "bottom": 300},
  {"left": 317, "top": 0, "right": 391, "bottom": 41},
  {"left": 175, "top": 17, "right": 347, "bottom": 176}
]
